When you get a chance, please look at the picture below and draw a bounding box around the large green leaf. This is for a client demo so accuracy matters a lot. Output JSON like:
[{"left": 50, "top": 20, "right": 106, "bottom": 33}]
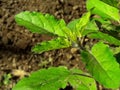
[
  {"left": 15, "top": 11, "right": 67, "bottom": 37},
  {"left": 88, "top": 31, "right": 120, "bottom": 46},
  {"left": 67, "top": 12, "right": 91, "bottom": 37},
  {"left": 81, "top": 42, "right": 120, "bottom": 88},
  {"left": 12, "top": 66, "right": 97, "bottom": 90},
  {"left": 32, "top": 37, "right": 71, "bottom": 53},
  {"left": 86, "top": 0, "right": 120, "bottom": 21}
]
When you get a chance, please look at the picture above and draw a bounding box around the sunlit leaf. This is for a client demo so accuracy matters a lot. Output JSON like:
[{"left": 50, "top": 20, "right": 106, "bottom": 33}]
[
  {"left": 32, "top": 37, "right": 71, "bottom": 53},
  {"left": 83, "top": 20, "right": 99, "bottom": 36},
  {"left": 15, "top": 11, "right": 67, "bottom": 37},
  {"left": 12, "top": 66, "right": 97, "bottom": 90},
  {"left": 67, "top": 12, "right": 91, "bottom": 37},
  {"left": 81, "top": 42, "right": 120, "bottom": 88},
  {"left": 86, "top": 0, "right": 120, "bottom": 21},
  {"left": 88, "top": 31, "right": 120, "bottom": 46}
]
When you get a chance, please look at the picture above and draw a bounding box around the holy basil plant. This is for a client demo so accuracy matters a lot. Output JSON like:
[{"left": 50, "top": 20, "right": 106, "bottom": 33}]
[{"left": 13, "top": 0, "right": 120, "bottom": 90}]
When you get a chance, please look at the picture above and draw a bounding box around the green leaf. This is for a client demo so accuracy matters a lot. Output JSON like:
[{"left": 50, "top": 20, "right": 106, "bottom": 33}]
[
  {"left": 67, "top": 19, "right": 79, "bottom": 41},
  {"left": 76, "top": 12, "right": 91, "bottom": 33},
  {"left": 81, "top": 42, "right": 120, "bottom": 88},
  {"left": 67, "top": 12, "right": 91, "bottom": 37},
  {"left": 32, "top": 37, "right": 71, "bottom": 53},
  {"left": 86, "top": 0, "right": 120, "bottom": 22},
  {"left": 67, "top": 19, "right": 79, "bottom": 32},
  {"left": 100, "top": 0, "right": 118, "bottom": 8},
  {"left": 3, "top": 74, "right": 12, "bottom": 85},
  {"left": 88, "top": 31, "right": 120, "bottom": 46},
  {"left": 67, "top": 19, "right": 98, "bottom": 37},
  {"left": 69, "top": 68, "right": 97, "bottom": 90},
  {"left": 82, "top": 20, "right": 99, "bottom": 36},
  {"left": 12, "top": 66, "right": 97, "bottom": 90},
  {"left": 92, "top": 17, "right": 114, "bottom": 30},
  {"left": 59, "top": 25, "right": 76, "bottom": 42},
  {"left": 15, "top": 11, "right": 67, "bottom": 37}
]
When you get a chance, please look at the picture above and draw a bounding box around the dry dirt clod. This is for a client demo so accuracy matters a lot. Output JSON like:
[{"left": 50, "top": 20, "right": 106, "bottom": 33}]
[
  {"left": 73, "top": 5, "right": 79, "bottom": 10},
  {"left": 11, "top": 69, "right": 29, "bottom": 79},
  {"left": 70, "top": 48, "right": 78, "bottom": 54}
]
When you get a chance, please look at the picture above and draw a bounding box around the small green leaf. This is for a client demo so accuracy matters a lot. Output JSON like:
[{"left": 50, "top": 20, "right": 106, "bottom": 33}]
[
  {"left": 32, "top": 37, "right": 71, "bottom": 53},
  {"left": 86, "top": 0, "right": 120, "bottom": 21},
  {"left": 81, "top": 42, "right": 120, "bottom": 88},
  {"left": 88, "top": 31, "right": 120, "bottom": 46},
  {"left": 12, "top": 66, "right": 97, "bottom": 90},
  {"left": 93, "top": 17, "right": 111, "bottom": 25},
  {"left": 76, "top": 12, "right": 91, "bottom": 34},
  {"left": 92, "top": 17, "right": 117, "bottom": 31},
  {"left": 15, "top": 11, "right": 67, "bottom": 37},
  {"left": 82, "top": 20, "right": 99, "bottom": 36},
  {"left": 69, "top": 68, "right": 97, "bottom": 90},
  {"left": 67, "top": 12, "right": 91, "bottom": 37},
  {"left": 67, "top": 19, "right": 79, "bottom": 32},
  {"left": 68, "top": 19, "right": 98, "bottom": 37}
]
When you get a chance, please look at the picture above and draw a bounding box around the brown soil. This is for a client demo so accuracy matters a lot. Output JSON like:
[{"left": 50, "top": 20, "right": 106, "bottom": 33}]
[{"left": 0, "top": 0, "right": 109, "bottom": 90}]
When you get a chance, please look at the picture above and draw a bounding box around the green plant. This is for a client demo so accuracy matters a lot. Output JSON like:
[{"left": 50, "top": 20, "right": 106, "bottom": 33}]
[
  {"left": 13, "top": 0, "right": 120, "bottom": 89},
  {"left": 3, "top": 74, "right": 12, "bottom": 85}
]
